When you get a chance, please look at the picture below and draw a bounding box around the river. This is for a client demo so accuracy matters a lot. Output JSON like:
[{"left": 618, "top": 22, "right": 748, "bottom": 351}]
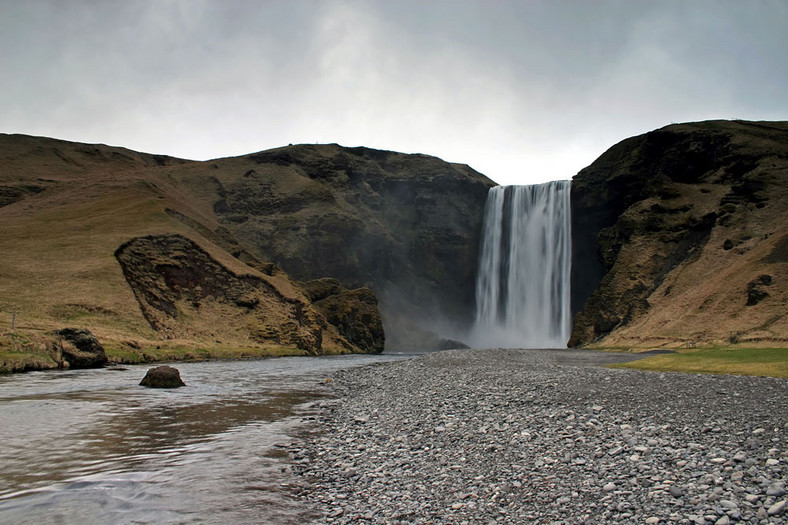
[{"left": 0, "top": 354, "right": 408, "bottom": 524}]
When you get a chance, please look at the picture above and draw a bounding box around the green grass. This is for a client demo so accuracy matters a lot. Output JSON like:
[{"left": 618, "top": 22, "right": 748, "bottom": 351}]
[
  {"left": 0, "top": 352, "right": 59, "bottom": 373},
  {"left": 0, "top": 330, "right": 323, "bottom": 374},
  {"left": 103, "top": 342, "right": 313, "bottom": 364},
  {"left": 0, "top": 331, "right": 59, "bottom": 373},
  {"left": 608, "top": 347, "right": 788, "bottom": 378}
]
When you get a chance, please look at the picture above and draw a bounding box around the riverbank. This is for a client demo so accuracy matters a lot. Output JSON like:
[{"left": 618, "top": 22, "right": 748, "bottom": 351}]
[
  {"left": 0, "top": 329, "right": 356, "bottom": 374},
  {"left": 292, "top": 348, "right": 788, "bottom": 524}
]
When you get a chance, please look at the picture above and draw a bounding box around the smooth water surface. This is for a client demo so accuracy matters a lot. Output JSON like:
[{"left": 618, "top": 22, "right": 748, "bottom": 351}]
[{"left": 0, "top": 354, "right": 406, "bottom": 524}]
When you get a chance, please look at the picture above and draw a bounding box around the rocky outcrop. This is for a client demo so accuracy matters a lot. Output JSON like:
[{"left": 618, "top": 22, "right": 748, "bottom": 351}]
[
  {"left": 0, "top": 183, "right": 45, "bottom": 207},
  {"left": 208, "top": 145, "right": 495, "bottom": 349},
  {"left": 571, "top": 120, "right": 788, "bottom": 347},
  {"left": 115, "top": 234, "right": 329, "bottom": 353},
  {"left": 302, "top": 278, "right": 385, "bottom": 354},
  {"left": 52, "top": 328, "right": 108, "bottom": 368},
  {"left": 746, "top": 275, "right": 773, "bottom": 306},
  {"left": 139, "top": 365, "right": 185, "bottom": 388}
]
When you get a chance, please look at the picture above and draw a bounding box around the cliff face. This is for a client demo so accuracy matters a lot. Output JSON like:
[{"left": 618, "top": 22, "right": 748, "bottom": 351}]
[
  {"left": 571, "top": 120, "right": 788, "bottom": 347},
  {"left": 197, "top": 144, "right": 495, "bottom": 349}
]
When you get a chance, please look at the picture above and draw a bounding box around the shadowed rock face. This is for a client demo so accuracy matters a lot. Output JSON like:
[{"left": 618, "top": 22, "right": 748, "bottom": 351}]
[
  {"left": 52, "top": 328, "right": 108, "bottom": 368},
  {"left": 302, "top": 278, "right": 385, "bottom": 354},
  {"left": 115, "top": 234, "right": 327, "bottom": 353},
  {"left": 210, "top": 145, "right": 495, "bottom": 349},
  {"left": 570, "top": 120, "right": 788, "bottom": 347},
  {"left": 114, "top": 234, "right": 385, "bottom": 354}
]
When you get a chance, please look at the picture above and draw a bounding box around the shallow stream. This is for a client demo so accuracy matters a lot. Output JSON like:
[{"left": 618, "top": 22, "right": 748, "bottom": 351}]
[{"left": 0, "top": 354, "right": 407, "bottom": 524}]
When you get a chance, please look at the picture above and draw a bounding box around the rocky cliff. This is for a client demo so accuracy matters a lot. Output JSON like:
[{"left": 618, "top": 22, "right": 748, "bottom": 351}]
[
  {"left": 116, "top": 234, "right": 337, "bottom": 354},
  {"left": 181, "top": 144, "right": 495, "bottom": 349},
  {"left": 571, "top": 120, "right": 788, "bottom": 347}
]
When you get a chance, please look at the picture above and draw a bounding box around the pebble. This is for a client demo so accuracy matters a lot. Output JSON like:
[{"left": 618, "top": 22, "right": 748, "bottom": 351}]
[
  {"left": 767, "top": 499, "right": 786, "bottom": 516},
  {"left": 291, "top": 348, "right": 788, "bottom": 524},
  {"left": 669, "top": 485, "right": 685, "bottom": 498},
  {"left": 767, "top": 481, "right": 786, "bottom": 497}
]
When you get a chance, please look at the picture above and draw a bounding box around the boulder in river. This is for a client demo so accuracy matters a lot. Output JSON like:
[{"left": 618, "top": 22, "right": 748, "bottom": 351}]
[{"left": 140, "top": 365, "right": 186, "bottom": 388}]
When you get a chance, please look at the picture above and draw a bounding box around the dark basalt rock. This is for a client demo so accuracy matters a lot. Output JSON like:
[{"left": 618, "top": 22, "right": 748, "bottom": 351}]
[
  {"left": 52, "top": 328, "right": 108, "bottom": 369},
  {"left": 746, "top": 275, "right": 773, "bottom": 306},
  {"left": 304, "top": 278, "right": 385, "bottom": 354},
  {"left": 140, "top": 365, "right": 186, "bottom": 388},
  {"left": 115, "top": 234, "right": 325, "bottom": 354}
]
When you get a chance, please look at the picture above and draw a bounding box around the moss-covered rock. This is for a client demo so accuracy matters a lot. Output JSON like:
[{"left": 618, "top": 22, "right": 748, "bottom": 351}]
[
  {"left": 303, "top": 278, "right": 384, "bottom": 354},
  {"left": 115, "top": 234, "right": 327, "bottom": 354},
  {"left": 52, "top": 328, "right": 107, "bottom": 368}
]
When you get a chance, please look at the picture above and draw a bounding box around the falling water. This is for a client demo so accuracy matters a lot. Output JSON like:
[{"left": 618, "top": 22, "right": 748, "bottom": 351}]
[{"left": 473, "top": 181, "right": 572, "bottom": 348}]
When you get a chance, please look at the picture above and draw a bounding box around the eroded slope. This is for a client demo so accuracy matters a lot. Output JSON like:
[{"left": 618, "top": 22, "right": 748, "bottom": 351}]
[{"left": 571, "top": 120, "right": 788, "bottom": 347}]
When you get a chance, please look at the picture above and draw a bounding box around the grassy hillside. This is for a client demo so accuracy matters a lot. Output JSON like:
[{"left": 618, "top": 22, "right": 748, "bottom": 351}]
[
  {"left": 0, "top": 133, "right": 492, "bottom": 371},
  {"left": 0, "top": 135, "right": 373, "bottom": 370},
  {"left": 571, "top": 121, "right": 788, "bottom": 349}
]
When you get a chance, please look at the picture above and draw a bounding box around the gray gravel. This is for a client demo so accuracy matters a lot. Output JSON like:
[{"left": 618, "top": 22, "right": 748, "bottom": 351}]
[{"left": 291, "top": 348, "right": 787, "bottom": 524}]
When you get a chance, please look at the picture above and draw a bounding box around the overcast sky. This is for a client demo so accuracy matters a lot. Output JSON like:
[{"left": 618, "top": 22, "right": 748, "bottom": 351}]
[{"left": 2, "top": 1, "right": 786, "bottom": 185}]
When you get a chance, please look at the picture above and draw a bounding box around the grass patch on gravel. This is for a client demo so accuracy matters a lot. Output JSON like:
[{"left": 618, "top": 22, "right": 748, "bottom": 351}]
[{"left": 608, "top": 347, "right": 788, "bottom": 378}]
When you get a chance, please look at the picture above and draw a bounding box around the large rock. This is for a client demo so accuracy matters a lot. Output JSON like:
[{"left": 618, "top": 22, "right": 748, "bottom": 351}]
[
  {"left": 115, "top": 234, "right": 327, "bottom": 354},
  {"left": 140, "top": 365, "right": 185, "bottom": 388},
  {"left": 302, "top": 278, "right": 385, "bottom": 354},
  {"left": 570, "top": 120, "right": 788, "bottom": 347},
  {"left": 115, "top": 234, "right": 378, "bottom": 354},
  {"left": 52, "top": 328, "right": 108, "bottom": 368}
]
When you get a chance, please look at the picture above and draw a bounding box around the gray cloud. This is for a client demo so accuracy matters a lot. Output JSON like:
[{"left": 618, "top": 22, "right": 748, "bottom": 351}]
[{"left": 1, "top": 0, "right": 786, "bottom": 185}]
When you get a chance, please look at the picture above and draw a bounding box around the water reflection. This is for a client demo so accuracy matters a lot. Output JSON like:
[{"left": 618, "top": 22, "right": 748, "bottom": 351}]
[{"left": 0, "top": 354, "right": 405, "bottom": 524}]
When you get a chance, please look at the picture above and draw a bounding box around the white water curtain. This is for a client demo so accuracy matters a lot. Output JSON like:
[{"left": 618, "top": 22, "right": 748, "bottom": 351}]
[{"left": 473, "top": 181, "right": 571, "bottom": 348}]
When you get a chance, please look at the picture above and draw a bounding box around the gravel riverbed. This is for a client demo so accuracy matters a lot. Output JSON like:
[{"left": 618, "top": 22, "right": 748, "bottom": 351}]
[{"left": 291, "top": 348, "right": 787, "bottom": 524}]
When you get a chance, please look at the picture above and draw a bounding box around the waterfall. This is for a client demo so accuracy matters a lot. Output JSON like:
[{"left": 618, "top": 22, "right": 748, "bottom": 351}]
[{"left": 473, "top": 181, "right": 572, "bottom": 348}]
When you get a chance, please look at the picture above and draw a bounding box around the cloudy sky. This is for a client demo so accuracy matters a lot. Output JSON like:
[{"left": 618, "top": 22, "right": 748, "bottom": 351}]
[{"left": 2, "top": 1, "right": 787, "bottom": 185}]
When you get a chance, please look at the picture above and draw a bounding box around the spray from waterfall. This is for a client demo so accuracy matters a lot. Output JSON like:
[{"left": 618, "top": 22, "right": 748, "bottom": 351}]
[{"left": 472, "top": 181, "right": 572, "bottom": 348}]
